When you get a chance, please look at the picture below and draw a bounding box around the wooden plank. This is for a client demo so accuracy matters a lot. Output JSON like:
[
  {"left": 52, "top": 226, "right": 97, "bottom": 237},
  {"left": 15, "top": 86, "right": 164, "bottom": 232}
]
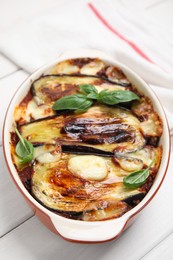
[
  {"left": 0, "top": 147, "right": 33, "bottom": 237},
  {"left": 0, "top": 217, "right": 89, "bottom": 259},
  {"left": 0, "top": 54, "right": 18, "bottom": 78},
  {"left": 0, "top": 70, "right": 29, "bottom": 145},
  {"left": 142, "top": 232, "right": 173, "bottom": 260},
  {"left": 0, "top": 154, "right": 172, "bottom": 259}
]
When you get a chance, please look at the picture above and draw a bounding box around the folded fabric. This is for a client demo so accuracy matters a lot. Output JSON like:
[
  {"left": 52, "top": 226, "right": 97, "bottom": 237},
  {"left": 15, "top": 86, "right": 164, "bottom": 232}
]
[{"left": 1, "top": 0, "right": 173, "bottom": 129}]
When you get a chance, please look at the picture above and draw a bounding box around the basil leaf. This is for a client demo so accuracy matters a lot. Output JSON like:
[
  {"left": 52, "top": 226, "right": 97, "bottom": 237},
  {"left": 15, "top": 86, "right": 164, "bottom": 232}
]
[
  {"left": 79, "top": 84, "right": 98, "bottom": 100},
  {"left": 87, "top": 92, "right": 98, "bottom": 100},
  {"left": 52, "top": 94, "right": 92, "bottom": 111},
  {"left": 75, "top": 99, "right": 93, "bottom": 113},
  {"left": 15, "top": 128, "right": 34, "bottom": 164},
  {"left": 98, "top": 90, "right": 118, "bottom": 105},
  {"left": 123, "top": 160, "right": 154, "bottom": 189},
  {"left": 52, "top": 84, "right": 139, "bottom": 113},
  {"left": 112, "top": 90, "right": 140, "bottom": 102},
  {"left": 98, "top": 90, "right": 139, "bottom": 105}
]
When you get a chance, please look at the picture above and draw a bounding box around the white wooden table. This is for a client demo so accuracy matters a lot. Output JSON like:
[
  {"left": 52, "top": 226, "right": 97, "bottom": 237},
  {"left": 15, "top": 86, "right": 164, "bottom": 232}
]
[{"left": 0, "top": 1, "right": 173, "bottom": 259}]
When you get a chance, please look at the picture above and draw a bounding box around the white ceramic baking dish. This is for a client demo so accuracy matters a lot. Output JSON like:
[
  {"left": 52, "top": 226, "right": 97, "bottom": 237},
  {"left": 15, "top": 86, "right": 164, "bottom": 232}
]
[{"left": 3, "top": 49, "right": 170, "bottom": 243}]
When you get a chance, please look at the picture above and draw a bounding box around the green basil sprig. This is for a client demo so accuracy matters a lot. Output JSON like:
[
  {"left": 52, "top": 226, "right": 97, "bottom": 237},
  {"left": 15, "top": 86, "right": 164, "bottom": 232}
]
[
  {"left": 52, "top": 84, "right": 139, "bottom": 112},
  {"left": 15, "top": 128, "right": 34, "bottom": 164},
  {"left": 98, "top": 89, "right": 139, "bottom": 105},
  {"left": 123, "top": 160, "right": 154, "bottom": 189},
  {"left": 52, "top": 94, "right": 93, "bottom": 113},
  {"left": 79, "top": 84, "right": 98, "bottom": 100}
]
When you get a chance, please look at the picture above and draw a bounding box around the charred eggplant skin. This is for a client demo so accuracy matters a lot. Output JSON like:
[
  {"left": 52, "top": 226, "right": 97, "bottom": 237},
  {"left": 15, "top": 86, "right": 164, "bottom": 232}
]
[
  {"left": 19, "top": 105, "right": 146, "bottom": 154},
  {"left": 33, "top": 74, "right": 131, "bottom": 87},
  {"left": 61, "top": 145, "right": 114, "bottom": 157},
  {"left": 123, "top": 193, "right": 145, "bottom": 206}
]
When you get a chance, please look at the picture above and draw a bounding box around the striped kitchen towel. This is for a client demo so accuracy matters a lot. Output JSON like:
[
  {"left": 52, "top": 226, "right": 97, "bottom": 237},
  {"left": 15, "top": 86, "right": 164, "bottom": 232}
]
[{"left": 1, "top": 0, "right": 173, "bottom": 129}]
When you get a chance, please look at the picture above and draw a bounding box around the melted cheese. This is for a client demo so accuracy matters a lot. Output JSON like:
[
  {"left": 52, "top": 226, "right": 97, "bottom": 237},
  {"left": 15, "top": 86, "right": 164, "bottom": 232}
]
[
  {"left": 45, "top": 60, "right": 79, "bottom": 74},
  {"left": 34, "top": 145, "right": 61, "bottom": 163},
  {"left": 27, "top": 100, "right": 46, "bottom": 120},
  {"left": 140, "top": 113, "right": 163, "bottom": 137},
  {"left": 36, "top": 152, "right": 61, "bottom": 164},
  {"left": 115, "top": 157, "right": 143, "bottom": 172},
  {"left": 80, "top": 60, "right": 104, "bottom": 75},
  {"left": 68, "top": 155, "right": 108, "bottom": 181},
  {"left": 94, "top": 83, "right": 124, "bottom": 93}
]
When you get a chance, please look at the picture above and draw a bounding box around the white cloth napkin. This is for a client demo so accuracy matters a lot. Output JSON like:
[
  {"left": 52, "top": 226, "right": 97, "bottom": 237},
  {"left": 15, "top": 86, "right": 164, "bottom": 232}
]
[{"left": 1, "top": 0, "right": 173, "bottom": 130}]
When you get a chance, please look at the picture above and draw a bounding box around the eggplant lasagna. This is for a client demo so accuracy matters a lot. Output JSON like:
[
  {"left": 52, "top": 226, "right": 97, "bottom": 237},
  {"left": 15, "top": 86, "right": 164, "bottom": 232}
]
[{"left": 11, "top": 58, "right": 163, "bottom": 221}]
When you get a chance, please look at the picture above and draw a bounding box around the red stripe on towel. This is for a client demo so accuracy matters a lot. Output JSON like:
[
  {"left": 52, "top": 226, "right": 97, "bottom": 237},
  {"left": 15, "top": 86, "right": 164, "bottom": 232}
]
[{"left": 88, "top": 2, "right": 154, "bottom": 64}]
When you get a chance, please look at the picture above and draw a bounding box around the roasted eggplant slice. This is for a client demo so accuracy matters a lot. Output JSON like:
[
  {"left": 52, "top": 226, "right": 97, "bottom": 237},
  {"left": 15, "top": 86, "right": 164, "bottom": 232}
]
[
  {"left": 132, "top": 97, "right": 163, "bottom": 137},
  {"left": 20, "top": 105, "right": 145, "bottom": 152},
  {"left": 14, "top": 94, "right": 55, "bottom": 125},
  {"left": 114, "top": 156, "right": 144, "bottom": 172},
  {"left": 32, "top": 75, "right": 127, "bottom": 105},
  {"left": 45, "top": 58, "right": 131, "bottom": 87},
  {"left": 82, "top": 200, "right": 130, "bottom": 221},
  {"left": 97, "top": 65, "right": 131, "bottom": 86},
  {"left": 45, "top": 58, "right": 105, "bottom": 76},
  {"left": 63, "top": 120, "right": 135, "bottom": 145},
  {"left": 140, "top": 112, "right": 163, "bottom": 137},
  {"left": 61, "top": 145, "right": 114, "bottom": 157},
  {"left": 113, "top": 146, "right": 162, "bottom": 174},
  {"left": 20, "top": 115, "right": 63, "bottom": 144},
  {"left": 32, "top": 151, "right": 145, "bottom": 215},
  {"left": 127, "top": 146, "right": 162, "bottom": 170}
]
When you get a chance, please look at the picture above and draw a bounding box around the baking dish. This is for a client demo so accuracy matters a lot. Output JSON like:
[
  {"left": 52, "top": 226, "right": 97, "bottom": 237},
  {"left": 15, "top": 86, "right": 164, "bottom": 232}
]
[{"left": 3, "top": 49, "right": 170, "bottom": 242}]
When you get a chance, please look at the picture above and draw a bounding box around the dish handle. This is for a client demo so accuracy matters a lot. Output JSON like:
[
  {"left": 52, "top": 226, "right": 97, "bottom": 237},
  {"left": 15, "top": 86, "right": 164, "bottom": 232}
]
[{"left": 50, "top": 215, "right": 129, "bottom": 242}]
